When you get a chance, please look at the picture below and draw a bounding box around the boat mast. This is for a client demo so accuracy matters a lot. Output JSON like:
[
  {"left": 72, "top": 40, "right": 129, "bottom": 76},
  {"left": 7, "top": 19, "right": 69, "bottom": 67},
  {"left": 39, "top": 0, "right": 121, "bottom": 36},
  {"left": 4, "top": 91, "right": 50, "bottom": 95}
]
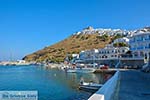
[{"left": 93, "top": 49, "right": 96, "bottom": 68}]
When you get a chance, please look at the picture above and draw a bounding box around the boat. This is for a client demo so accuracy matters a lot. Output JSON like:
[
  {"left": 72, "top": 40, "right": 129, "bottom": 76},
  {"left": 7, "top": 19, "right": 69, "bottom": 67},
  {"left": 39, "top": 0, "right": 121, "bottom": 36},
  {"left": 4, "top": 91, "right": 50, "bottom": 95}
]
[
  {"left": 66, "top": 68, "right": 76, "bottom": 73},
  {"left": 66, "top": 67, "right": 96, "bottom": 73},
  {"left": 79, "top": 82, "right": 103, "bottom": 92},
  {"left": 64, "top": 62, "right": 96, "bottom": 73},
  {"left": 75, "top": 67, "right": 96, "bottom": 73}
]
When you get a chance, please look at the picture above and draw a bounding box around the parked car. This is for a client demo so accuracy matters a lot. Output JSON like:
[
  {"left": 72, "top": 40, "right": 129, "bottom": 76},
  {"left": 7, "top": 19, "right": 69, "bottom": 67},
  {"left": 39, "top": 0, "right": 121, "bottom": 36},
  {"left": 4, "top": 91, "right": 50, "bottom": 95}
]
[{"left": 100, "top": 65, "right": 109, "bottom": 69}]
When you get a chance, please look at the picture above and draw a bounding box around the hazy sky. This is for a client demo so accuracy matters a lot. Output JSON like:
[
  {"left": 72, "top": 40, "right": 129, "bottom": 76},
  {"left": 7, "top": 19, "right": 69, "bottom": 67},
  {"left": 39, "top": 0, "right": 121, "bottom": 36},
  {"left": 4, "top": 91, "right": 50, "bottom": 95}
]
[{"left": 0, "top": 0, "right": 150, "bottom": 60}]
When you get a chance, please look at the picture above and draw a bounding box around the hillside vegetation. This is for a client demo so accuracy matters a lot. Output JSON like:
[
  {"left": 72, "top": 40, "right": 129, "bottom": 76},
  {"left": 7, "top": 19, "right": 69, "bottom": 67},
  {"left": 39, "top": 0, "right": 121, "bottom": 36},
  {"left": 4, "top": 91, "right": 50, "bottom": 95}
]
[{"left": 23, "top": 34, "right": 114, "bottom": 62}]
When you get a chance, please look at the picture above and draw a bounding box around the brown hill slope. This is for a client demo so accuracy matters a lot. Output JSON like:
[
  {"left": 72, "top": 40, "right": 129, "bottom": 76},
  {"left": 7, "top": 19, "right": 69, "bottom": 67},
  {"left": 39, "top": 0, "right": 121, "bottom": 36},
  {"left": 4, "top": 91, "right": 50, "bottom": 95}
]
[{"left": 23, "top": 34, "right": 113, "bottom": 62}]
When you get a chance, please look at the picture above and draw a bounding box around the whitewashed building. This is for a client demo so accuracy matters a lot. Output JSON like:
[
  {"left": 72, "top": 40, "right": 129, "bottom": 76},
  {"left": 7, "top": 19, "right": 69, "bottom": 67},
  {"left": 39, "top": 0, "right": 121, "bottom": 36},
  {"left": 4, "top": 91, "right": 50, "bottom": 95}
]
[
  {"left": 74, "top": 26, "right": 129, "bottom": 36},
  {"left": 79, "top": 49, "right": 99, "bottom": 60},
  {"left": 113, "top": 37, "right": 129, "bottom": 45},
  {"left": 79, "top": 45, "right": 129, "bottom": 61},
  {"left": 130, "top": 32, "right": 150, "bottom": 62},
  {"left": 96, "top": 45, "right": 129, "bottom": 60}
]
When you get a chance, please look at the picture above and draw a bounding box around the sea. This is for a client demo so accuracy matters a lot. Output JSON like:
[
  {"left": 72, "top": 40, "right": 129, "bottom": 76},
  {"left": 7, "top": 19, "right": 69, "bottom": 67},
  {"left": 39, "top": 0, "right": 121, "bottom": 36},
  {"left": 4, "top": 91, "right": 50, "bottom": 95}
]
[{"left": 0, "top": 65, "right": 112, "bottom": 100}]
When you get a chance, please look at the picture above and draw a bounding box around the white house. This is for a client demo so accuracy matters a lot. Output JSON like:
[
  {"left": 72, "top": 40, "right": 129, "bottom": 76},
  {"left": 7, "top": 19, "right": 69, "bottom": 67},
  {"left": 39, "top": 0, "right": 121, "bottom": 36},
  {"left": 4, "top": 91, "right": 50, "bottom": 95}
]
[
  {"left": 79, "top": 45, "right": 129, "bottom": 61},
  {"left": 96, "top": 45, "right": 129, "bottom": 60},
  {"left": 79, "top": 49, "right": 99, "bottom": 60},
  {"left": 113, "top": 37, "right": 129, "bottom": 45}
]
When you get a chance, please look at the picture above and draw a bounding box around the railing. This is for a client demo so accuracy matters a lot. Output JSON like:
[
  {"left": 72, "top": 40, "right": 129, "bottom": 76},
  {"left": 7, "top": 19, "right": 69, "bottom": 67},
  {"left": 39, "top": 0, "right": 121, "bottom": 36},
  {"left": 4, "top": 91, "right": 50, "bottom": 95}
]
[
  {"left": 88, "top": 71, "right": 120, "bottom": 100},
  {"left": 81, "top": 56, "right": 144, "bottom": 61},
  {"left": 137, "top": 47, "right": 144, "bottom": 50},
  {"left": 144, "top": 38, "right": 150, "bottom": 41},
  {"left": 145, "top": 46, "right": 150, "bottom": 49},
  {"left": 120, "top": 57, "right": 144, "bottom": 60},
  {"left": 130, "top": 48, "right": 136, "bottom": 50},
  {"left": 130, "top": 38, "right": 150, "bottom": 43}
]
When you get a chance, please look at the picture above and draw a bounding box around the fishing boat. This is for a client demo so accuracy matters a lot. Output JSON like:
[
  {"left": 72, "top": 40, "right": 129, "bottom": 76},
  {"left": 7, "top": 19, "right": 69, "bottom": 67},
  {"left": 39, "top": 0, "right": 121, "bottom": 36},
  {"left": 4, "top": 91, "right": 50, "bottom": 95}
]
[{"left": 79, "top": 82, "right": 103, "bottom": 92}]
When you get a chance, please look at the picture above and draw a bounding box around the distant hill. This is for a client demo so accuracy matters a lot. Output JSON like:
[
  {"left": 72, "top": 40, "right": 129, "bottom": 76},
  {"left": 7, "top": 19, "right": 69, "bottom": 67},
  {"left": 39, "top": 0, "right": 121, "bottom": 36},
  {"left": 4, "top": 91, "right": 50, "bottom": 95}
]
[
  {"left": 23, "top": 26, "right": 150, "bottom": 62},
  {"left": 23, "top": 33, "right": 113, "bottom": 62}
]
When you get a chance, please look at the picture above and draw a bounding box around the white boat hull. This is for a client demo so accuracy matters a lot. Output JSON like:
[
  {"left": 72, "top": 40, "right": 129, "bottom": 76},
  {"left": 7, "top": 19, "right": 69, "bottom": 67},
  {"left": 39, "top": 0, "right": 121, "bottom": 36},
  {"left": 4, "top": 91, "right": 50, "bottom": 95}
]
[
  {"left": 67, "top": 68, "right": 95, "bottom": 73},
  {"left": 79, "top": 82, "right": 103, "bottom": 92},
  {"left": 75, "top": 68, "right": 95, "bottom": 73},
  {"left": 67, "top": 69, "right": 76, "bottom": 73}
]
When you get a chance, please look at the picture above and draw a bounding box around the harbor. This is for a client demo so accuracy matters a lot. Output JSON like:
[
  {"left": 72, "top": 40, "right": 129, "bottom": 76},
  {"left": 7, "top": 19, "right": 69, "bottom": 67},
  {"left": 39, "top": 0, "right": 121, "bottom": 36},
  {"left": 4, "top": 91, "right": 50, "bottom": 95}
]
[
  {"left": 0, "top": 65, "right": 113, "bottom": 100},
  {"left": 1, "top": 63, "right": 149, "bottom": 100}
]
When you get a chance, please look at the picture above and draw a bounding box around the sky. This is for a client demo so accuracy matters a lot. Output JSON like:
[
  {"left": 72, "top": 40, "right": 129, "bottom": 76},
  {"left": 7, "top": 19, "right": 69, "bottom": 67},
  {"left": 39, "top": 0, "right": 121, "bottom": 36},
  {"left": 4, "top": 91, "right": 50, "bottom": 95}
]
[{"left": 0, "top": 0, "right": 150, "bottom": 61}]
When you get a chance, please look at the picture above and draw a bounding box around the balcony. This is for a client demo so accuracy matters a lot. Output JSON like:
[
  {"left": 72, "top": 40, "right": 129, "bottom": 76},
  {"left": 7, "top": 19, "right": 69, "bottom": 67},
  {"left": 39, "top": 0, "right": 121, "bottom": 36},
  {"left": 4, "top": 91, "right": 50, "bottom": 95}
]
[
  {"left": 137, "top": 46, "right": 144, "bottom": 50},
  {"left": 144, "top": 38, "right": 150, "bottom": 41},
  {"left": 136, "top": 38, "right": 144, "bottom": 42},
  {"left": 129, "top": 40, "right": 135, "bottom": 43},
  {"left": 130, "top": 48, "right": 136, "bottom": 51},
  {"left": 145, "top": 46, "right": 150, "bottom": 49}
]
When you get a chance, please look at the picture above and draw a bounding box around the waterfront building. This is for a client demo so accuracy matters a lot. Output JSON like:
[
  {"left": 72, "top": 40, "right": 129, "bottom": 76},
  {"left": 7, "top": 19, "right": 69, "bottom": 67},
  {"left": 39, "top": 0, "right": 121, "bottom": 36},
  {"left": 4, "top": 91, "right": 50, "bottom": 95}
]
[
  {"left": 129, "top": 32, "right": 150, "bottom": 62},
  {"left": 79, "top": 49, "right": 99, "bottom": 60},
  {"left": 97, "top": 45, "right": 129, "bottom": 60},
  {"left": 79, "top": 45, "right": 129, "bottom": 61}
]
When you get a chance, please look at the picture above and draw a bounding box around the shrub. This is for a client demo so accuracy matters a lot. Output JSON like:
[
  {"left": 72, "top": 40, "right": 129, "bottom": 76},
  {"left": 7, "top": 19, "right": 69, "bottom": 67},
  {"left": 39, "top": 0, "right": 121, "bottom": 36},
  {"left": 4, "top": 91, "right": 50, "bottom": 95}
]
[{"left": 113, "top": 42, "right": 128, "bottom": 47}]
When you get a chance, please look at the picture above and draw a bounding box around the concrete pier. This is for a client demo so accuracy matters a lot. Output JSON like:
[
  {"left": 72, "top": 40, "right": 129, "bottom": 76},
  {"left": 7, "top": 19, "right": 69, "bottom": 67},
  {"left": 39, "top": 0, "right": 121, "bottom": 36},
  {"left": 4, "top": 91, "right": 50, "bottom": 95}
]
[
  {"left": 89, "top": 71, "right": 120, "bottom": 100},
  {"left": 115, "top": 70, "right": 150, "bottom": 100},
  {"left": 89, "top": 70, "right": 150, "bottom": 100}
]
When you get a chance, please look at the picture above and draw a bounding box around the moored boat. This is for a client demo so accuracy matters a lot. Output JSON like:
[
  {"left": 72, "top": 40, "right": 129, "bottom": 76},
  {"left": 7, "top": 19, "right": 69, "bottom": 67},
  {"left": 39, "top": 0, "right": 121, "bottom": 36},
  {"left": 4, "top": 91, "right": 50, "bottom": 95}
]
[
  {"left": 66, "top": 68, "right": 76, "bottom": 73},
  {"left": 75, "top": 67, "right": 96, "bottom": 73},
  {"left": 66, "top": 67, "right": 96, "bottom": 73},
  {"left": 79, "top": 82, "right": 103, "bottom": 92}
]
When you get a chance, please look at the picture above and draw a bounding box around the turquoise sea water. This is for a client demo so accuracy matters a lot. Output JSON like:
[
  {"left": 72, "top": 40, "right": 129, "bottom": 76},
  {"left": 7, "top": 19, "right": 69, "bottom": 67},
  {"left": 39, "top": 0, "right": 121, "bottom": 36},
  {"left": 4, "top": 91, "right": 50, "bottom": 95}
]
[{"left": 0, "top": 65, "right": 112, "bottom": 100}]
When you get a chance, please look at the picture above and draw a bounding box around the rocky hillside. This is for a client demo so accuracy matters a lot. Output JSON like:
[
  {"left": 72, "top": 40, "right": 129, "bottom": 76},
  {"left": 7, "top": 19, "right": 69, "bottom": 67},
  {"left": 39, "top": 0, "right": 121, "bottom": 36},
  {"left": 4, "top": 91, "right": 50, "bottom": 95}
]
[
  {"left": 23, "top": 33, "right": 113, "bottom": 62},
  {"left": 23, "top": 26, "right": 150, "bottom": 62}
]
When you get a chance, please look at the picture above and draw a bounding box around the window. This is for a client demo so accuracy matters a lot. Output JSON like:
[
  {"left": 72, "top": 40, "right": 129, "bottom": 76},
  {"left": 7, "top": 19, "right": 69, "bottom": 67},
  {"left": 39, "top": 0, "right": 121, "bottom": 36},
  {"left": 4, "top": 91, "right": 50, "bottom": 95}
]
[
  {"left": 134, "top": 52, "right": 138, "bottom": 57},
  {"left": 115, "top": 50, "right": 117, "bottom": 53},
  {"left": 112, "top": 50, "right": 114, "bottom": 53},
  {"left": 122, "top": 50, "right": 125, "bottom": 53},
  {"left": 140, "top": 52, "right": 144, "bottom": 57},
  {"left": 145, "top": 53, "right": 147, "bottom": 59}
]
